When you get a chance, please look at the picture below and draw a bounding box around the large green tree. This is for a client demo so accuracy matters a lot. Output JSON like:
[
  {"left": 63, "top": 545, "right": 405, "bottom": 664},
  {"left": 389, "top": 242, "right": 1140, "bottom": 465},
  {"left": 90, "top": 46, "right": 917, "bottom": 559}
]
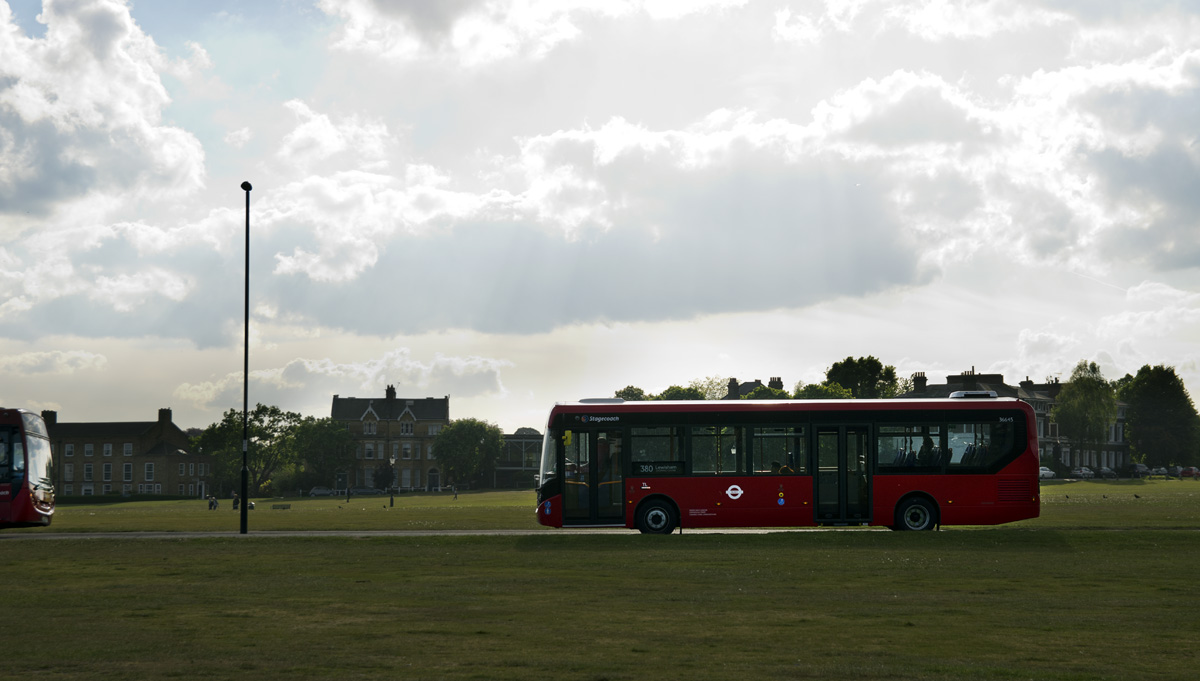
[
  {"left": 825, "top": 356, "right": 899, "bottom": 398},
  {"left": 655, "top": 385, "right": 706, "bottom": 400},
  {"left": 793, "top": 381, "right": 854, "bottom": 399},
  {"left": 291, "top": 416, "right": 354, "bottom": 491},
  {"left": 1117, "top": 365, "right": 1200, "bottom": 467},
  {"left": 195, "top": 404, "right": 303, "bottom": 495},
  {"left": 744, "top": 385, "right": 789, "bottom": 399},
  {"left": 689, "top": 375, "right": 731, "bottom": 400},
  {"left": 1051, "top": 361, "right": 1117, "bottom": 460},
  {"left": 432, "top": 418, "right": 506, "bottom": 487},
  {"left": 614, "top": 385, "right": 648, "bottom": 401}
]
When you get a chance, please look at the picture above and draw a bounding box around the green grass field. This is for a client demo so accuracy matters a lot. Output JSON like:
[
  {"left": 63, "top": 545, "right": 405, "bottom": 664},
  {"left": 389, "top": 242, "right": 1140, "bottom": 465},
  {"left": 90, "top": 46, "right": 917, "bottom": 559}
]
[{"left": 3, "top": 480, "right": 1199, "bottom": 680}]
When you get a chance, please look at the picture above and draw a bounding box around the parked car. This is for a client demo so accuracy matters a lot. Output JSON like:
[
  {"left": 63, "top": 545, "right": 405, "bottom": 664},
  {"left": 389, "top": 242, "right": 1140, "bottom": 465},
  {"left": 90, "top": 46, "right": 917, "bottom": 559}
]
[
  {"left": 309, "top": 486, "right": 335, "bottom": 497},
  {"left": 1180, "top": 467, "right": 1200, "bottom": 478},
  {"left": 1071, "top": 467, "right": 1095, "bottom": 478},
  {"left": 349, "top": 486, "right": 383, "bottom": 496},
  {"left": 1167, "top": 466, "right": 1183, "bottom": 477},
  {"left": 1098, "top": 466, "right": 1117, "bottom": 479},
  {"left": 1039, "top": 467, "right": 1056, "bottom": 479},
  {"left": 1125, "top": 463, "right": 1151, "bottom": 478},
  {"left": 1152, "top": 467, "right": 1168, "bottom": 477}
]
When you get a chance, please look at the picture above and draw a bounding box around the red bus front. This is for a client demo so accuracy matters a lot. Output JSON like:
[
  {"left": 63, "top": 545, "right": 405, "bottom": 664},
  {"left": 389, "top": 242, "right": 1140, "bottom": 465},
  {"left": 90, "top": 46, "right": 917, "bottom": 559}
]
[{"left": 1, "top": 409, "right": 55, "bottom": 529}]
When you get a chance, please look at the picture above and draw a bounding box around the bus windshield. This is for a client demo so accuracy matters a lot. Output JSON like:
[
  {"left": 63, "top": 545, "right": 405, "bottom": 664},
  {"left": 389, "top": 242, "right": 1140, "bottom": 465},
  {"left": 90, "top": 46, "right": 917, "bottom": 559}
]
[
  {"left": 539, "top": 429, "right": 558, "bottom": 485},
  {"left": 26, "top": 434, "right": 53, "bottom": 502}
]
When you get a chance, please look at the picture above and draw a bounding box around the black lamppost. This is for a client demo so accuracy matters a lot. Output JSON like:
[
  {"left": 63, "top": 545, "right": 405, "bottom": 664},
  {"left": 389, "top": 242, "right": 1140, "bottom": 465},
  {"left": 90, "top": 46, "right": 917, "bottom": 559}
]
[
  {"left": 240, "top": 181, "right": 252, "bottom": 535},
  {"left": 390, "top": 453, "right": 397, "bottom": 507}
]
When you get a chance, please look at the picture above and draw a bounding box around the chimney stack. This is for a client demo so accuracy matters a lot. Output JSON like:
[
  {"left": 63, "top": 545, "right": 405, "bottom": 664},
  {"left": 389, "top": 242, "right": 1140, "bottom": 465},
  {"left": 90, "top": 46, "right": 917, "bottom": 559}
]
[{"left": 912, "top": 372, "right": 927, "bottom": 393}]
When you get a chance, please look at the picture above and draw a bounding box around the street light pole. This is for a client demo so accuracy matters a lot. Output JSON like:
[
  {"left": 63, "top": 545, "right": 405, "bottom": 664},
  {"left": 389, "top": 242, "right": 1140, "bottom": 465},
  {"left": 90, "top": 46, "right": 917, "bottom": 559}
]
[
  {"left": 390, "top": 453, "right": 397, "bottom": 507},
  {"left": 240, "top": 181, "right": 252, "bottom": 535}
]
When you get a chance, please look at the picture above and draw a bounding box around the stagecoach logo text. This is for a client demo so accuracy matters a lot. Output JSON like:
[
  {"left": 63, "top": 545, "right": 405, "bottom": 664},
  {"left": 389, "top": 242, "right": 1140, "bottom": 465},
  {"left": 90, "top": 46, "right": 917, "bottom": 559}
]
[
  {"left": 580, "top": 415, "right": 620, "bottom": 423},
  {"left": 725, "top": 485, "right": 744, "bottom": 500}
]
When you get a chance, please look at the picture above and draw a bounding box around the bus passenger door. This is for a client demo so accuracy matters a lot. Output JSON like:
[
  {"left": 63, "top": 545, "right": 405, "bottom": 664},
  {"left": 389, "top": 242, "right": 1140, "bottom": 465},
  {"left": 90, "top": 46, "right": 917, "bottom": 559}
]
[
  {"left": 815, "top": 425, "right": 872, "bottom": 525},
  {"left": 562, "top": 429, "right": 624, "bottom": 526}
]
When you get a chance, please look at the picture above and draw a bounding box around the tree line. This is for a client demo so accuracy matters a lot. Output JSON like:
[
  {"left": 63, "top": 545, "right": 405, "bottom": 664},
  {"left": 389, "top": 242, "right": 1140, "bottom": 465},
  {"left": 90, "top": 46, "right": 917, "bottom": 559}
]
[
  {"left": 615, "top": 356, "right": 1200, "bottom": 468},
  {"left": 616, "top": 356, "right": 910, "bottom": 402},
  {"left": 193, "top": 358, "right": 1199, "bottom": 495},
  {"left": 1053, "top": 361, "right": 1200, "bottom": 469},
  {"left": 194, "top": 406, "right": 507, "bottom": 496}
]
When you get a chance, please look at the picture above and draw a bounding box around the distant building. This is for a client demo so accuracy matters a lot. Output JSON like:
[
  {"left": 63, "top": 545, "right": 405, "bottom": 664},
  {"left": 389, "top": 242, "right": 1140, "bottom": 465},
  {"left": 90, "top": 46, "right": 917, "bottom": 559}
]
[
  {"left": 902, "top": 369, "right": 1128, "bottom": 471},
  {"left": 724, "top": 377, "right": 785, "bottom": 399},
  {"left": 495, "top": 427, "right": 542, "bottom": 488},
  {"left": 330, "top": 386, "right": 449, "bottom": 491},
  {"left": 43, "top": 408, "right": 209, "bottom": 497}
]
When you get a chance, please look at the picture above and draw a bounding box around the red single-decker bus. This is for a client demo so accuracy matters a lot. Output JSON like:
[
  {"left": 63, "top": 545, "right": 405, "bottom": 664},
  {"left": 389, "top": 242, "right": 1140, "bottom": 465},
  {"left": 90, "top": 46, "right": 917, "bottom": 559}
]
[
  {"left": 536, "top": 394, "right": 1039, "bottom": 533},
  {"left": 1, "top": 409, "right": 55, "bottom": 529}
]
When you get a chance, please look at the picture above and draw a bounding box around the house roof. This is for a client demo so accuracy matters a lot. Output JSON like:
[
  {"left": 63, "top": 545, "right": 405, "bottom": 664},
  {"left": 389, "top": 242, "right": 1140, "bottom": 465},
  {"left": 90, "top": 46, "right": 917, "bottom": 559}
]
[
  {"left": 49, "top": 421, "right": 161, "bottom": 439},
  {"left": 331, "top": 395, "right": 450, "bottom": 421}
]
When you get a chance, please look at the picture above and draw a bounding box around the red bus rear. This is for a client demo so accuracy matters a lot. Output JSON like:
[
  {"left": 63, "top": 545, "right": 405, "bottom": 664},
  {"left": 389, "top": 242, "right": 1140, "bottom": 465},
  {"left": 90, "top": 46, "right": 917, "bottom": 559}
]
[
  {"left": 535, "top": 396, "right": 1039, "bottom": 532},
  {"left": 1, "top": 409, "right": 55, "bottom": 529}
]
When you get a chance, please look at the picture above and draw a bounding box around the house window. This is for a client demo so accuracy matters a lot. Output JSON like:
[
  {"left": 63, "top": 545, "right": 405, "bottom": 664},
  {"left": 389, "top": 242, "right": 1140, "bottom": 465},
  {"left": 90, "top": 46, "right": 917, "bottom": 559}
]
[
  {"left": 85, "top": 444, "right": 94, "bottom": 457},
  {"left": 402, "top": 443, "right": 412, "bottom": 460},
  {"left": 103, "top": 463, "right": 112, "bottom": 482},
  {"left": 103, "top": 443, "right": 112, "bottom": 457},
  {"left": 65, "top": 444, "right": 74, "bottom": 457},
  {"left": 123, "top": 443, "right": 133, "bottom": 456},
  {"left": 65, "top": 485, "right": 74, "bottom": 495},
  {"left": 427, "top": 445, "right": 434, "bottom": 460},
  {"left": 189, "top": 463, "right": 195, "bottom": 476},
  {"left": 400, "top": 422, "right": 414, "bottom": 436},
  {"left": 123, "top": 463, "right": 133, "bottom": 482},
  {"left": 428, "top": 425, "right": 440, "bottom": 436},
  {"left": 84, "top": 464, "right": 93, "bottom": 481},
  {"left": 145, "top": 463, "right": 155, "bottom": 482},
  {"left": 179, "top": 463, "right": 186, "bottom": 476},
  {"left": 178, "top": 485, "right": 185, "bottom": 495},
  {"left": 364, "top": 420, "right": 377, "bottom": 435},
  {"left": 82, "top": 484, "right": 93, "bottom": 496},
  {"left": 102, "top": 484, "right": 111, "bottom": 495},
  {"left": 198, "top": 463, "right": 205, "bottom": 476},
  {"left": 64, "top": 463, "right": 74, "bottom": 482},
  {"left": 364, "top": 443, "right": 375, "bottom": 459}
]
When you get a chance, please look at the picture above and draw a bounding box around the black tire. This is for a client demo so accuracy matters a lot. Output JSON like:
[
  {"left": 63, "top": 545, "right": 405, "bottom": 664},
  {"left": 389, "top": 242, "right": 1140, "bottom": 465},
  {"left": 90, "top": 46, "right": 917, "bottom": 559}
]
[
  {"left": 894, "top": 497, "right": 938, "bottom": 531},
  {"left": 637, "top": 499, "right": 678, "bottom": 535}
]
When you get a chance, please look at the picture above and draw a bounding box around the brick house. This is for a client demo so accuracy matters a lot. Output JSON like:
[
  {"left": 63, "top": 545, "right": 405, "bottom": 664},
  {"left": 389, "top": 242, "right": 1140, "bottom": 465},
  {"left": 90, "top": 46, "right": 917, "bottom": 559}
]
[
  {"left": 44, "top": 408, "right": 210, "bottom": 497},
  {"left": 330, "top": 386, "right": 450, "bottom": 491}
]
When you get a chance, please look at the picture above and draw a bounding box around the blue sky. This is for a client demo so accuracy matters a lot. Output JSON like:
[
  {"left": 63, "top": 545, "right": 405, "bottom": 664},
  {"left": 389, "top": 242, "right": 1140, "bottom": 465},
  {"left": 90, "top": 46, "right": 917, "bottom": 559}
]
[{"left": 2, "top": 0, "right": 1199, "bottom": 432}]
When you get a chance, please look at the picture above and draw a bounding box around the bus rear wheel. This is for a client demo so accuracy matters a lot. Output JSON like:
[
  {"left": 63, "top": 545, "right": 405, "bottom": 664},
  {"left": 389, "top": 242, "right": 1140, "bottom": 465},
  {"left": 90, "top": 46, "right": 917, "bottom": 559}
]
[
  {"left": 894, "top": 497, "right": 938, "bottom": 531},
  {"left": 637, "top": 499, "right": 677, "bottom": 535}
]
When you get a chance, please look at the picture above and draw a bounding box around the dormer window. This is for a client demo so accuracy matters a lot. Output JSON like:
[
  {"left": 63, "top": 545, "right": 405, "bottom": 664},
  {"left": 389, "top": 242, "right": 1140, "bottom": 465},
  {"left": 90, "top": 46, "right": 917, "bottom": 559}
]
[
  {"left": 364, "top": 420, "right": 378, "bottom": 435},
  {"left": 400, "top": 422, "right": 414, "bottom": 436}
]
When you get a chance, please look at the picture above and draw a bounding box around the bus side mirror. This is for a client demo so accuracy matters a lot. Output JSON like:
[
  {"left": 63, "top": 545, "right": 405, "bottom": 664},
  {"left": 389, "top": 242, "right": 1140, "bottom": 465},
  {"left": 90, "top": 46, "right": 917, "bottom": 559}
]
[{"left": 563, "top": 431, "right": 573, "bottom": 446}]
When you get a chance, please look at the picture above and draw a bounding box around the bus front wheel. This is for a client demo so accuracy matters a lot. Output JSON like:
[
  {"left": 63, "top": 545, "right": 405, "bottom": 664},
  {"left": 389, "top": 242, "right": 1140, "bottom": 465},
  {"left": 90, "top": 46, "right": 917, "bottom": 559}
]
[
  {"left": 637, "top": 499, "right": 677, "bottom": 535},
  {"left": 894, "top": 497, "right": 938, "bottom": 531}
]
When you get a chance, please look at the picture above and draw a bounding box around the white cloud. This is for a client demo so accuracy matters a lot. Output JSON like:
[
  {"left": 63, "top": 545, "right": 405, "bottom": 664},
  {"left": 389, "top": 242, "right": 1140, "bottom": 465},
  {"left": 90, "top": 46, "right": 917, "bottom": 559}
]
[
  {"left": 173, "top": 347, "right": 512, "bottom": 410},
  {"left": 225, "top": 127, "right": 252, "bottom": 148},
  {"left": 0, "top": 350, "right": 107, "bottom": 375},
  {"left": 0, "top": 0, "right": 205, "bottom": 216},
  {"left": 319, "top": 0, "right": 752, "bottom": 66},
  {"left": 91, "top": 268, "right": 193, "bottom": 313},
  {"left": 277, "top": 99, "right": 390, "bottom": 170}
]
